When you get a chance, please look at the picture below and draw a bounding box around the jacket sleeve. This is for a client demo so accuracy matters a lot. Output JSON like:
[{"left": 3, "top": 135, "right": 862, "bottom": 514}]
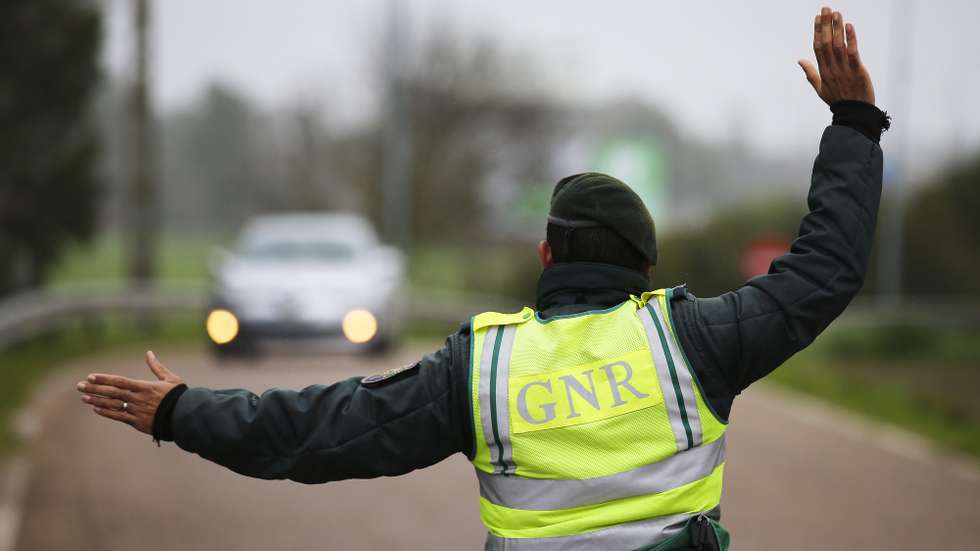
[
  {"left": 672, "top": 122, "right": 883, "bottom": 416},
  {"left": 169, "top": 333, "right": 472, "bottom": 483}
]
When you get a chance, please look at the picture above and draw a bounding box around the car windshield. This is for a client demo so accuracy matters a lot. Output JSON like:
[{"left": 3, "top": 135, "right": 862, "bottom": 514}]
[{"left": 240, "top": 240, "right": 355, "bottom": 262}]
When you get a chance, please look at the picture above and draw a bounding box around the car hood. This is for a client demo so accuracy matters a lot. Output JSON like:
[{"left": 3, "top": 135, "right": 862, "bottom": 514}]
[{"left": 217, "top": 259, "right": 373, "bottom": 294}]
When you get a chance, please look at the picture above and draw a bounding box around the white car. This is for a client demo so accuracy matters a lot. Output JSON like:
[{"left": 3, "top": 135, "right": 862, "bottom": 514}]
[{"left": 206, "top": 213, "right": 406, "bottom": 356}]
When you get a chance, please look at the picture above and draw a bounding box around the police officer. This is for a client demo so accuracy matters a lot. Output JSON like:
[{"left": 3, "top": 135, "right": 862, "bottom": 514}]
[{"left": 77, "top": 7, "right": 888, "bottom": 550}]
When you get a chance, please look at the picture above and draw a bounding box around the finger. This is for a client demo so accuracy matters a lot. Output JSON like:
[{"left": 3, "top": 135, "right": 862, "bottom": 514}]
[
  {"left": 84, "top": 394, "right": 148, "bottom": 414},
  {"left": 93, "top": 406, "right": 137, "bottom": 426},
  {"left": 145, "top": 350, "right": 175, "bottom": 381},
  {"left": 812, "top": 14, "right": 825, "bottom": 67},
  {"left": 86, "top": 373, "right": 144, "bottom": 391},
  {"left": 845, "top": 22, "right": 861, "bottom": 66},
  {"left": 832, "top": 11, "right": 846, "bottom": 62},
  {"left": 798, "top": 60, "right": 822, "bottom": 93},
  {"left": 819, "top": 7, "right": 835, "bottom": 68},
  {"left": 76, "top": 382, "right": 135, "bottom": 401},
  {"left": 81, "top": 394, "right": 126, "bottom": 411},
  {"left": 812, "top": 13, "right": 821, "bottom": 48}
]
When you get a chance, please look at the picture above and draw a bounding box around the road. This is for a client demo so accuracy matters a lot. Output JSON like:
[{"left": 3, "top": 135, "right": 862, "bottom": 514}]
[{"left": 13, "top": 344, "right": 980, "bottom": 550}]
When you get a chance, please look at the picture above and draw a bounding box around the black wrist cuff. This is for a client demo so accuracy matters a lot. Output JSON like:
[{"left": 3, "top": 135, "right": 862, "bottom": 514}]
[
  {"left": 830, "top": 100, "right": 891, "bottom": 143},
  {"left": 152, "top": 383, "right": 188, "bottom": 443}
]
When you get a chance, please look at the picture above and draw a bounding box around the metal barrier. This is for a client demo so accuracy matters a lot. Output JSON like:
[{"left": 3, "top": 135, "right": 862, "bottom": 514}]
[
  {"left": 0, "top": 284, "right": 205, "bottom": 350},
  {"left": 0, "top": 282, "right": 525, "bottom": 351}
]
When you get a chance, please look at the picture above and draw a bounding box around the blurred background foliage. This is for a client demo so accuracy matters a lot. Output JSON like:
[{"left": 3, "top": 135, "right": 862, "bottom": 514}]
[
  {"left": 8, "top": 16, "right": 977, "bottom": 303},
  {"left": 0, "top": 0, "right": 103, "bottom": 296},
  {"left": 903, "top": 155, "right": 980, "bottom": 296}
]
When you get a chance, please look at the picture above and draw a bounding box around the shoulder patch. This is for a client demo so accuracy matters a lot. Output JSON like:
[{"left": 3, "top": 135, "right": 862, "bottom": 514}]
[
  {"left": 669, "top": 284, "right": 690, "bottom": 301},
  {"left": 360, "top": 362, "right": 420, "bottom": 388}
]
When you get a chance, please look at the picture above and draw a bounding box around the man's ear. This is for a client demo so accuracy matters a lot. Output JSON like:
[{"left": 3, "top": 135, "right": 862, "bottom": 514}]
[{"left": 537, "top": 240, "right": 554, "bottom": 269}]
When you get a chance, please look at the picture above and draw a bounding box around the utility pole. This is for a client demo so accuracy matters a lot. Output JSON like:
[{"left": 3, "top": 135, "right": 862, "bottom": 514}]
[
  {"left": 877, "top": 0, "right": 914, "bottom": 306},
  {"left": 126, "top": 0, "right": 158, "bottom": 288},
  {"left": 380, "top": 0, "right": 413, "bottom": 248}
]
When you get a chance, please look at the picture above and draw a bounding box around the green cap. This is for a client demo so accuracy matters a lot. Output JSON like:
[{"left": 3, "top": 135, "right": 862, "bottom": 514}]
[{"left": 548, "top": 172, "right": 657, "bottom": 265}]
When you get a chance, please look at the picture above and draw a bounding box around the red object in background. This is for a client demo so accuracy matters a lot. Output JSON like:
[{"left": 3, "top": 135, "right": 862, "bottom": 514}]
[{"left": 740, "top": 236, "right": 791, "bottom": 279}]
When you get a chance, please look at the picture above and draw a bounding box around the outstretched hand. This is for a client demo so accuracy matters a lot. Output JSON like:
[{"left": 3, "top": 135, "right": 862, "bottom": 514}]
[
  {"left": 798, "top": 7, "right": 875, "bottom": 106},
  {"left": 76, "top": 351, "right": 184, "bottom": 435}
]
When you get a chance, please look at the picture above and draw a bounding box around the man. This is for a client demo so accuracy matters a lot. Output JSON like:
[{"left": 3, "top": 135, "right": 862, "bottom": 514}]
[{"left": 77, "top": 7, "right": 888, "bottom": 550}]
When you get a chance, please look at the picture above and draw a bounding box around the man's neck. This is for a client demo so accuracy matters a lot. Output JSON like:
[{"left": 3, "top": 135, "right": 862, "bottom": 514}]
[{"left": 535, "top": 262, "right": 651, "bottom": 316}]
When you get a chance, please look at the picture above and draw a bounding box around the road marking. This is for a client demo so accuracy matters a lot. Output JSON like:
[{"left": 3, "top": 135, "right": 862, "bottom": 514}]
[{"left": 0, "top": 458, "right": 30, "bottom": 551}]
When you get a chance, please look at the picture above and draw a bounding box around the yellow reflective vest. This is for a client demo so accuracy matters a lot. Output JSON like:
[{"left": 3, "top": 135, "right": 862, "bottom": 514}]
[{"left": 469, "top": 289, "right": 730, "bottom": 550}]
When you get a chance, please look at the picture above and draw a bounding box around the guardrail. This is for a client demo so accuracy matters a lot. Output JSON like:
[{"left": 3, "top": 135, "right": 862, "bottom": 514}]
[
  {"left": 833, "top": 298, "right": 980, "bottom": 328},
  {"left": 0, "top": 282, "right": 525, "bottom": 351},
  {"left": 0, "top": 283, "right": 205, "bottom": 351},
  {"left": 2, "top": 282, "right": 978, "bottom": 352}
]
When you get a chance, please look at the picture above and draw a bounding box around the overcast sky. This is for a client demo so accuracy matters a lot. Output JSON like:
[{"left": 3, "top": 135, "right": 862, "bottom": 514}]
[{"left": 100, "top": 0, "right": 980, "bottom": 168}]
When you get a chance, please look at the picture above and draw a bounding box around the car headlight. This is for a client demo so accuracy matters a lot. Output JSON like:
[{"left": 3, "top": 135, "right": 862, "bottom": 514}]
[
  {"left": 342, "top": 309, "right": 377, "bottom": 344},
  {"left": 207, "top": 309, "right": 240, "bottom": 345}
]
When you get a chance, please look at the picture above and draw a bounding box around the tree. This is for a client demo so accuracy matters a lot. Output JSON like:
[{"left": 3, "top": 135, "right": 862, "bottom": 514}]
[
  {"left": 400, "top": 35, "right": 559, "bottom": 243},
  {"left": 333, "top": 30, "right": 561, "bottom": 245},
  {"left": 159, "top": 83, "right": 354, "bottom": 231},
  {"left": 0, "top": 0, "right": 102, "bottom": 296},
  {"left": 161, "top": 83, "right": 268, "bottom": 230}
]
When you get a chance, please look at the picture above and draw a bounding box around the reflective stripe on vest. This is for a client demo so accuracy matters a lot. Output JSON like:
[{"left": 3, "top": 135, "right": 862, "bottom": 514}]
[
  {"left": 470, "top": 293, "right": 727, "bottom": 549},
  {"left": 478, "top": 464, "right": 724, "bottom": 540},
  {"left": 484, "top": 506, "right": 722, "bottom": 551},
  {"left": 477, "top": 324, "right": 519, "bottom": 475},
  {"left": 637, "top": 302, "right": 703, "bottom": 450},
  {"left": 477, "top": 436, "right": 725, "bottom": 510}
]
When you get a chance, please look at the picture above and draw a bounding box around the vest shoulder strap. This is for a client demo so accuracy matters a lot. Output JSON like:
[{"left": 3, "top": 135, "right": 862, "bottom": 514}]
[
  {"left": 472, "top": 306, "right": 535, "bottom": 332},
  {"left": 629, "top": 289, "right": 667, "bottom": 310}
]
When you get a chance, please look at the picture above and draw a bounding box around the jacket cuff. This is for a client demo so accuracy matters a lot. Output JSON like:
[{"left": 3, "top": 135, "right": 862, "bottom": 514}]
[
  {"left": 152, "top": 383, "right": 188, "bottom": 442},
  {"left": 830, "top": 100, "right": 890, "bottom": 143}
]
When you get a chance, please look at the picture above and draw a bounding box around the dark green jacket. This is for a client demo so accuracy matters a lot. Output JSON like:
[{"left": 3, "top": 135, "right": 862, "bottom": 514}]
[{"left": 160, "top": 111, "right": 885, "bottom": 490}]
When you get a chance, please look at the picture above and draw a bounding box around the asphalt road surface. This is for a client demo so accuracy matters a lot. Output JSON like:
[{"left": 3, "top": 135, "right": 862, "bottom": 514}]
[{"left": 14, "top": 344, "right": 980, "bottom": 550}]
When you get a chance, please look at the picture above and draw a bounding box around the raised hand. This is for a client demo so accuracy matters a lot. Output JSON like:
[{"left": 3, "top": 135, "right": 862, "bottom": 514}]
[
  {"left": 798, "top": 7, "right": 875, "bottom": 106},
  {"left": 76, "top": 351, "right": 184, "bottom": 435}
]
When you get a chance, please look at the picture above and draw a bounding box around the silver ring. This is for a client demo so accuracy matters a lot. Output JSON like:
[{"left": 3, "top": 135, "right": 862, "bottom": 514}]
[{"left": 122, "top": 401, "right": 128, "bottom": 412}]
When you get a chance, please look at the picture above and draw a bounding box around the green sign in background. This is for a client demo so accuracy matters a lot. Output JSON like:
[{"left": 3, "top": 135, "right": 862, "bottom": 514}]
[
  {"left": 510, "top": 137, "right": 669, "bottom": 233},
  {"left": 594, "top": 137, "right": 668, "bottom": 227}
]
